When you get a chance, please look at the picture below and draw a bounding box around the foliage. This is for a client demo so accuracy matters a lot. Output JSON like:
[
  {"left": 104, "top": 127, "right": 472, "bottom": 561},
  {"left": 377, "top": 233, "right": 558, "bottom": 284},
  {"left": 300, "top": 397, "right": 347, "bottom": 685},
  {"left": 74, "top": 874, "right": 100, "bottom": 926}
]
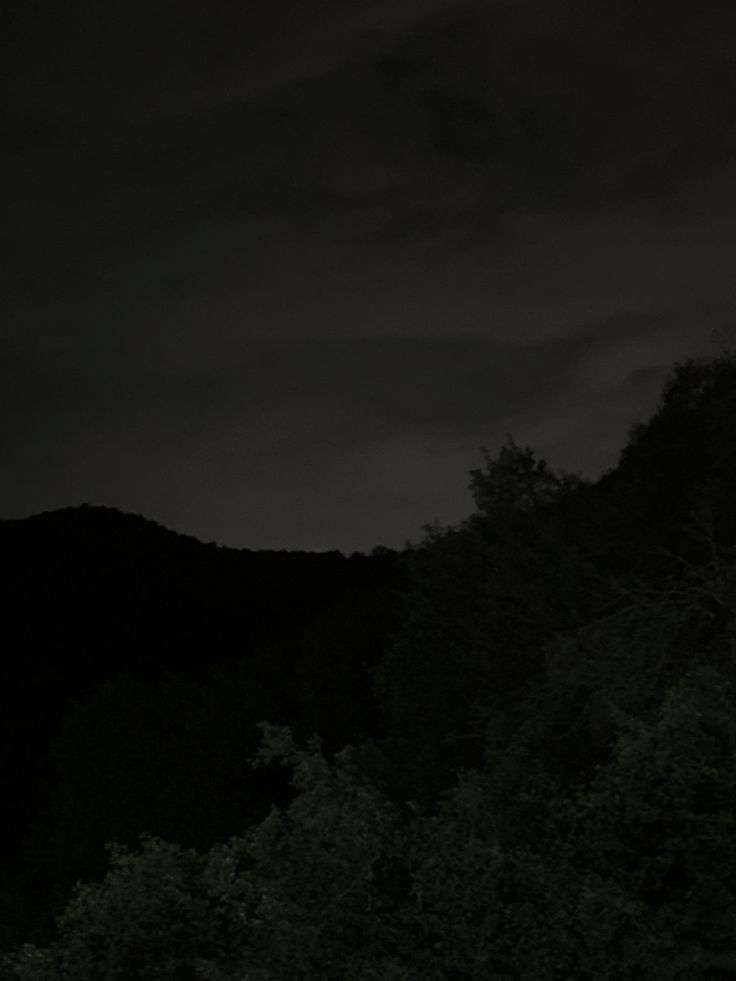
[
  {"left": 0, "top": 725, "right": 411, "bottom": 981},
  {"left": 7, "top": 631, "right": 736, "bottom": 980},
  {"left": 364, "top": 435, "right": 614, "bottom": 807},
  {"left": 4, "top": 351, "right": 736, "bottom": 979},
  {"left": 466, "top": 434, "right": 586, "bottom": 521},
  {"left": 14, "top": 661, "right": 294, "bottom": 937}
]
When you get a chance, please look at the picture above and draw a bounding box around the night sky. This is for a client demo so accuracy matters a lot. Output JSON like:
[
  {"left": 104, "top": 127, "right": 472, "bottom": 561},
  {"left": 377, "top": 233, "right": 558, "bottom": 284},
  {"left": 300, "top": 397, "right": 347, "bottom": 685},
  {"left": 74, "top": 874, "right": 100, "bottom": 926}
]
[{"left": 3, "top": 0, "right": 736, "bottom": 553}]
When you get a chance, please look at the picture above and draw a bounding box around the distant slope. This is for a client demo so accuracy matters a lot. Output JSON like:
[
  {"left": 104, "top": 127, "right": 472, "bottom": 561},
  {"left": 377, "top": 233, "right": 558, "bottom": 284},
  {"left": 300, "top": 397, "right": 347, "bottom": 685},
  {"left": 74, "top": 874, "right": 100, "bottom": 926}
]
[{"left": 0, "top": 505, "right": 407, "bottom": 866}]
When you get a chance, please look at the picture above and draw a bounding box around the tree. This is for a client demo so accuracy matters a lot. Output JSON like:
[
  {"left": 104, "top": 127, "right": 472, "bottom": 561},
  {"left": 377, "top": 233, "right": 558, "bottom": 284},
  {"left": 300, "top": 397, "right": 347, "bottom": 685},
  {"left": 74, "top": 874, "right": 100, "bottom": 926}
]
[
  {"left": 6, "top": 638, "right": 736, "bottom": 979},
  {"left": 14, "top": 662, "right": 297, "bottom": 949},
  {"left": 6, "top": 350, "right": 736, "bottom": 978},
  {"left": 606, "top": 352, "right": 736, "bottom": 581},
  {"left": 360, "top": 436, "right": 613, "bottom": 809},
  {"left": 466, "top": 434, "right": 586, "bottom": 520},
  {"left": 0, "top": 725, "right": 416, "bottom": 981}
]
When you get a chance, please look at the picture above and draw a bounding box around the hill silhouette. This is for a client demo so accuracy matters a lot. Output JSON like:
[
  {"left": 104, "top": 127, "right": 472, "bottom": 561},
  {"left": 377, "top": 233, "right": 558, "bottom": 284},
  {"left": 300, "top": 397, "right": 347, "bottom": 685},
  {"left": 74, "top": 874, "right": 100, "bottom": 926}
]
[
  {"left": 0, "top": 505, "right": 407, "bottom": 948},
  {"left": 1, "top": 348, "right": 735, "bottom": 961}
]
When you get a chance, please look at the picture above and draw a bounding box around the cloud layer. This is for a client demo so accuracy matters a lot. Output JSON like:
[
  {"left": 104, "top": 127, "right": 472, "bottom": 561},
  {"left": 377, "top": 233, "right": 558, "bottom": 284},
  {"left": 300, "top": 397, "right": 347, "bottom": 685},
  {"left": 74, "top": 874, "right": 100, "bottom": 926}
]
[{"left": 3, "top": 0, "right": 735, "bottom": 550}]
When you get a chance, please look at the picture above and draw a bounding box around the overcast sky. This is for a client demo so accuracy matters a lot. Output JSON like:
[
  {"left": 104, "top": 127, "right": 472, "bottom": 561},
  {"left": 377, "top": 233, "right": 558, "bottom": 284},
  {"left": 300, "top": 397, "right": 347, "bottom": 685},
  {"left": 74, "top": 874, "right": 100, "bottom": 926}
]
[{"left": 3, "top": 0, "right": 736, "bottom": 553}]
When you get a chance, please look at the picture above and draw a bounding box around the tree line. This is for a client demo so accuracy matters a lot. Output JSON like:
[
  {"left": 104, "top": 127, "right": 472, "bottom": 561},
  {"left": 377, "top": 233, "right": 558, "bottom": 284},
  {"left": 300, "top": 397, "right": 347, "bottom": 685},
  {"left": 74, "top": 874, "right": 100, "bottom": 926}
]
[{"left": 2, "top": 345, "right": 736, "bottom": 979}]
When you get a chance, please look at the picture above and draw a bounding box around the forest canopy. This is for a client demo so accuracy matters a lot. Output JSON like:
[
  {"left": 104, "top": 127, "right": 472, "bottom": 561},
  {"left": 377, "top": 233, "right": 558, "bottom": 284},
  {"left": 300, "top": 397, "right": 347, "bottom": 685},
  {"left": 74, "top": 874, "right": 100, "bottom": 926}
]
[{"left": 2, "top": 347, "right": 736, "bottom": 980}]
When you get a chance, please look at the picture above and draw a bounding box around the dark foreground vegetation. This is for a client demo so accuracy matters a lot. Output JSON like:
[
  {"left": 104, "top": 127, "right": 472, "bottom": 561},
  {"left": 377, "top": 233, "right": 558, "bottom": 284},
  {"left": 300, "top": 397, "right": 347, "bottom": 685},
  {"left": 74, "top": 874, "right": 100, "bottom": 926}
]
[{"left": 2, "top": 347, "right": 736, "bottom": 979}]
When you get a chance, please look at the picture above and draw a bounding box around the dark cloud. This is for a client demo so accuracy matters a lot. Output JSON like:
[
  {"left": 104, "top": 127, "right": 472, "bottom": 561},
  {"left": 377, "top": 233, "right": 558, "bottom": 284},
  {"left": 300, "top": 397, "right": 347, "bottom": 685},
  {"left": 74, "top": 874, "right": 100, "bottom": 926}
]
[
  {"left": 5, "top": 0, "right": 736, "bottom": 274},
  {"left": 0, "top": 311, "right": 710, "bottom": 542},
  {"left": 3, "top": 0, "right": 735, "bottom": 550}
]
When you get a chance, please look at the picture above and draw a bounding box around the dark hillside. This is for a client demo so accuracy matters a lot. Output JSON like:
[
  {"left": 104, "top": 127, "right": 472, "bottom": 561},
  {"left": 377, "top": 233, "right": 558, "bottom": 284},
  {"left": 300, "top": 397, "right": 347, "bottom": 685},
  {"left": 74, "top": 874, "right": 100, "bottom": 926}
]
[
  {"left": 0, "top": 505, "right": 407, "bottom": 944},
  {"left": 2, "top": 352, "right": 735, "bottom": 962}
]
